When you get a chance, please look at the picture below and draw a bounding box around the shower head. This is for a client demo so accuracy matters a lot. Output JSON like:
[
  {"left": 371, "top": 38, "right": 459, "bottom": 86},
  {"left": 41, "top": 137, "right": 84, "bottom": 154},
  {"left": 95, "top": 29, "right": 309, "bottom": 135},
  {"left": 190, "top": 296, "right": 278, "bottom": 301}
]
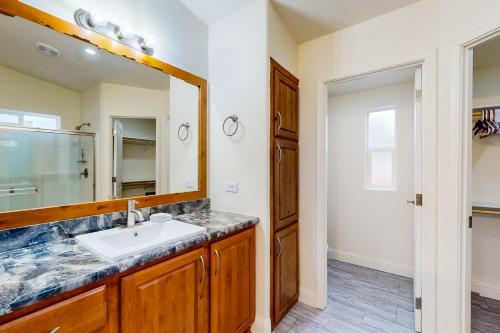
[{"left": 75, "top": 122, "right": 91, "bottom": 131}]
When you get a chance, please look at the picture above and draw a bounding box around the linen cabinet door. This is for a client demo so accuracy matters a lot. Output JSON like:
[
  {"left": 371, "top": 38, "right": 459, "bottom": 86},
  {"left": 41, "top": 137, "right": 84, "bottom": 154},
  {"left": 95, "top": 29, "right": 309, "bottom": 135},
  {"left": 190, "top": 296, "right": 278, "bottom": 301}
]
[
  {"left": 210, "top": 227, "right": 256, "bottom": 333},
  {"left": 274, "top": 138, "right": 299, "bottom": 231},
  {"left": 273, "top": 222, "right": 299, "bottom": 324},
  {"left": 272, "top": 60, "right": 299, "bottom": 141},
  {"left": 121, "top": 248, "right": 209, "bottom": 333}
]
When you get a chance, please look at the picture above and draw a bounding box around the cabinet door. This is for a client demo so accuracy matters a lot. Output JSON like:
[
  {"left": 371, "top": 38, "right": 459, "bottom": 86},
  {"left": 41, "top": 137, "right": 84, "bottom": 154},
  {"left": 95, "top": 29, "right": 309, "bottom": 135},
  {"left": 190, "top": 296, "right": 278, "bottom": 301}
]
[
  {"left": 211, "top": 227, "right": 255, "bottom": 333},
  {"left": 274, "top": 222, "right": 299, "bottom": 324},
  {"left": 121, "top": 248, "right": 209, "bottom": 333},
  {"left": 272, "top": 61, "right": 299, "bottom": 141},
  {"left": 0, "top": 286, "right": 107, "bottom": 333},
  {"left": 274, "top": 138, "right": 299, "bottom": 231}
]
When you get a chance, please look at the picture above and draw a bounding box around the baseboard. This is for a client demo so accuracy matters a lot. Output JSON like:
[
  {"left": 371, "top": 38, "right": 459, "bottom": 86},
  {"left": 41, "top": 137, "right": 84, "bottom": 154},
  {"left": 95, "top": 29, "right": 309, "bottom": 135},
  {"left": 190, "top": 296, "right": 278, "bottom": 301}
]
[
  {"left": 328, "top": 248, "right": 413, "bottom": 278},
  {"left": 472, "top": 280, "right": 500, "bottom": 301},
  {"left": 252, "top": 316, "right": 272, "bottom": 333},
  {"left": 298, "top": 287, "right": 316, "bottom": 306}
]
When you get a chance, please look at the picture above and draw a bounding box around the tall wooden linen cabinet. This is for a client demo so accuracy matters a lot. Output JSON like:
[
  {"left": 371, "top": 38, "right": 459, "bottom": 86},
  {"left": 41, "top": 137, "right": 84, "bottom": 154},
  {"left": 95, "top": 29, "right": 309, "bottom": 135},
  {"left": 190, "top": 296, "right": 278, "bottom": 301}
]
[{"left": 270, "top": 58, "right": 299, "bottom": 327}]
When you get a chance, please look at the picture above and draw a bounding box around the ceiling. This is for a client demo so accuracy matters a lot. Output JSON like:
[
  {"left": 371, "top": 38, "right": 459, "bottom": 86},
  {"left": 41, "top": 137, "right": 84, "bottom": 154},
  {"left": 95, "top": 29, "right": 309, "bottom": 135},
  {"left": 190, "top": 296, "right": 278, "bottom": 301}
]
[
  {"left": 474, "top": 35, "right": 500, "bottom": 69},
  {"left": 0, "top": 15, "right": 170, "bottom": 92},
  {"left": 179, "top": 0, "right": 254, "bottom": 26},
  {"left": 328, "top": 66, "right": 415, "bottom": 96},
  {"left": 272, "top": 0, "right": 421, "bottom": 43}
]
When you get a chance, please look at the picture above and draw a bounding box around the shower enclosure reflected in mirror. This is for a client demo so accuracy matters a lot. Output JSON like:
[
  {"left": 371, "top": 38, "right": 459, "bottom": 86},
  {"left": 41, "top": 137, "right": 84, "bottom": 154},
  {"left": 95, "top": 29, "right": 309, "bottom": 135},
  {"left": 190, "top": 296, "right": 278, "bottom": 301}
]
[{"left": 0, "top": 13, "right": 200, "bottom": 212}]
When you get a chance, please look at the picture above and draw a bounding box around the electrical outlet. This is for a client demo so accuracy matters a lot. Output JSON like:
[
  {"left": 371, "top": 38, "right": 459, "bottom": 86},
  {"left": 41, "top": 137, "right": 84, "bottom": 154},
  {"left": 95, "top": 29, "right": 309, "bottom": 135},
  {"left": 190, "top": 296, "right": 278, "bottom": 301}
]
[
  {"left": 225, "top": 182, "right": 238, "bottom": 193},
  {"left": 184, "top": 179, "right": 194, "bottom": 188}
]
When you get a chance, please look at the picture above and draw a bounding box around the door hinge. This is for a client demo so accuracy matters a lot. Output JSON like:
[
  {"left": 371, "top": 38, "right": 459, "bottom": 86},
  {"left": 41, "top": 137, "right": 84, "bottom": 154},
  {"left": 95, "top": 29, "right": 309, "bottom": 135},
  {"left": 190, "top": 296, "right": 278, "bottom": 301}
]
[
  {"left": 416, "top": 194, "right": 423, "bottom": 206},
  {"left": 415, "top": 297, "right": 422, "bottom": 310},
  {"left": 469, "top": 216, "right": 473, "bottom": 229},
  {"left": 112, "top": 177, "right": 117, "bottom": 183}
]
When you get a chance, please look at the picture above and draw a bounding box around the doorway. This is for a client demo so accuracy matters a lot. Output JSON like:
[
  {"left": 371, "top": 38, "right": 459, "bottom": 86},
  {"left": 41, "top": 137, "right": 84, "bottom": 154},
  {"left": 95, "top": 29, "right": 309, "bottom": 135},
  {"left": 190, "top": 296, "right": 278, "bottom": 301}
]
[
  {"left": 324, "top": 66, "right": 422, "bottom": 332},
  {"left": 112, "top": 117, "right": 158, "bottom": 199},
  {"left": 460, "top": 31, "right": 500, "bottom": 333}
]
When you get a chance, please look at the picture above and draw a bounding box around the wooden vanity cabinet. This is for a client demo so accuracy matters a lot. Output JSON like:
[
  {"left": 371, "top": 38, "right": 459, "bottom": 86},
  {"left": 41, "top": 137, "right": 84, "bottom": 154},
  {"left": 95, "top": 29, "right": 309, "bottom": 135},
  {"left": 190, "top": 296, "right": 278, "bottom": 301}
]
[
  {"left": 0, "top": 286, "right": 107, "bottom": 333},
  {"left": 0, "top": 227, "right": 256, "bottom": 333},
  {"left": 210, "top": 227, "right": 256, "bottom": 333},
  {"left": 121, "top": 247, "right": 209, "bottom": 333}
]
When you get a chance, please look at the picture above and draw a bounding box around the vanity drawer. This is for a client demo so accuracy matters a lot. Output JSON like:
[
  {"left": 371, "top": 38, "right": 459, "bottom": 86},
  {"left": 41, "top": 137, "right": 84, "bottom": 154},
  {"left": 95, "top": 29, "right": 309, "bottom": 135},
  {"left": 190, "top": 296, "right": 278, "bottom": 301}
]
[{"left": 0, "top": 286, "right": 107, "bottom": 333}]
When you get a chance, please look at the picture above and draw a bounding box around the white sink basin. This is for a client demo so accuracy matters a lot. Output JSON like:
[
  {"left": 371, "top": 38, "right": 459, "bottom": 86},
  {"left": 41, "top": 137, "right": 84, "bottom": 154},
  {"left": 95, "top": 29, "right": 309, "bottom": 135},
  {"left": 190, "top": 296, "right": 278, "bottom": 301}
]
[{"left": 75, "top": 220, "right": 207, "bottom": 261}]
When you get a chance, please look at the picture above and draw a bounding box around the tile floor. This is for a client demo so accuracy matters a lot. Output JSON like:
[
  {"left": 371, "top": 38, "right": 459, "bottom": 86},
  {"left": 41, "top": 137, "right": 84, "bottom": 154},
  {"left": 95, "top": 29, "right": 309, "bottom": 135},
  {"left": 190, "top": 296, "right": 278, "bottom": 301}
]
[{"left": 274, "top": 260, "right": 500, "bottom": 332}]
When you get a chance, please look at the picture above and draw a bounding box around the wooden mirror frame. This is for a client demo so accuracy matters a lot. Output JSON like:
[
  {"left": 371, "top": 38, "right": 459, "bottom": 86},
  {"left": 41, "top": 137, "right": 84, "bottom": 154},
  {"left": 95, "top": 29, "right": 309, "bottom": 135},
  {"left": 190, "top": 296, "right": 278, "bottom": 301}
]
[{"left": 0, "top": 1, "right": 207, "bottom": 230}]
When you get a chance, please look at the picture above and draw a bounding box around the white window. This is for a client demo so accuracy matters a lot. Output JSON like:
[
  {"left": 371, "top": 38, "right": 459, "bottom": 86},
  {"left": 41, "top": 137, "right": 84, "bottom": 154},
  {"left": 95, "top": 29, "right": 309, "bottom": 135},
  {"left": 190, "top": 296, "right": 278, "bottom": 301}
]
[
  {"left": 0, "top": 109, "right": 60, "bottom": 130},
  {"left": 366, "top": 108, "right": 396, "bottom": 190}
]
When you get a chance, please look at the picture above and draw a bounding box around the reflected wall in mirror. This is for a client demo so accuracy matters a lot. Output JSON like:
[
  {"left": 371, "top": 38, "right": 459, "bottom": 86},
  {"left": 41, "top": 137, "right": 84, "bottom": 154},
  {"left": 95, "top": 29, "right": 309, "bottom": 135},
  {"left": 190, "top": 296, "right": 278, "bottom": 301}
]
[{"left": 0, "top": 14, "right": 200, "bottom": 212}]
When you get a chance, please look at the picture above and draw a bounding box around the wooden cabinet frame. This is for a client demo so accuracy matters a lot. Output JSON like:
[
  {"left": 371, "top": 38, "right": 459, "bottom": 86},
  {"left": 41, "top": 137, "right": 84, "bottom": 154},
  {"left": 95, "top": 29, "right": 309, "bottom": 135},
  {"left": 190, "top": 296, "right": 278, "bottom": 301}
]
[
  {"left": 0, "top": 226, "right": 256, "bottom": 333},
  {"left": 0, "top": 1, "right": 207, "bottom": 230},
  {"left": 270, "top": 58, "right": 300, "bottom": 327}
]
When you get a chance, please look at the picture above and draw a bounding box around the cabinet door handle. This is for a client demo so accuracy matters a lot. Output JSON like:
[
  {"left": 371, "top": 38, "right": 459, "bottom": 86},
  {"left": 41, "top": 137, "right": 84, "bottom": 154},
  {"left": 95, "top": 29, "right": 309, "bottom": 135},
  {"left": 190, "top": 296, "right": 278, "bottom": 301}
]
[
  {"left": 277, "top": 237, "right": 282, "bottom": 257},
  {"left": 277, "top": 145, "right": 283, "bottom": 165},
  {"left": 49, "top": 328, "right": 60, "bottom": 333},
  {"left": 214, "top": 250, "right": 221, "bottom": 275},
  {"left": 277, "top": 111, "right": 283, "bottom": 130},
  {"left": 199, "top": 255, "right": 206, "bottom": 283}
]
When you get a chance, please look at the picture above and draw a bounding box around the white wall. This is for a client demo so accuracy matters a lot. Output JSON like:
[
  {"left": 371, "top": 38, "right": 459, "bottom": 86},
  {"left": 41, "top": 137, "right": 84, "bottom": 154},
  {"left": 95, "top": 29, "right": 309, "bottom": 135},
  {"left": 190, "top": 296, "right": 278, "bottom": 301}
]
[
  {"left": 20, "top": 0, "right": 208, "bottom": 78},
  {"left": 268, "top": 3, "right": 297, "bottom": 75},
  {"left": 120, "top": 118, "right": 157, "bottom": 141},
  {"left": 208, "top": 0, "right": 270, "bottom": 331},
  {"left": 208, "top": 1, "right": 297, "bottom": 331},
  {"left": 327, "top": 81, "right": 415, "bottom": 278},
  {"left": 169, "top": 76, "right": 199, "bottom": 193},
  {"left": 0, "top": 65, "right": 81, "bottom": 130},
  {"left": 471, "top": 65, "right": 500, "bottom": 301},
  {"left": 297, "top": 0, "right": 500, "bottom": 331}
]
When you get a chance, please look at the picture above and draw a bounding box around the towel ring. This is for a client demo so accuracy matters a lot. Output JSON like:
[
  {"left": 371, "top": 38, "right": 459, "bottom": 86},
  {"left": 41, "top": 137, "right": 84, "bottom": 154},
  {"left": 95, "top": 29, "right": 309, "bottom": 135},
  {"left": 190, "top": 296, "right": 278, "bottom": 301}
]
[
  {"left": 223, "top": 115, "right": 239, "bottom": 136},
  {"left": 177, "top": 123, "right": 190, "bottom": 142}
]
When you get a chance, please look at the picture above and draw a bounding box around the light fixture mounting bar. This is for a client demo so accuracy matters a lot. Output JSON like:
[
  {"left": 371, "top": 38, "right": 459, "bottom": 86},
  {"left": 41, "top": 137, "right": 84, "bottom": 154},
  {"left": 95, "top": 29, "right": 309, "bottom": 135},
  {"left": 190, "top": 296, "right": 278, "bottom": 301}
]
[{"left": 74, "top": 9, "right": 154, "bottom": 56}]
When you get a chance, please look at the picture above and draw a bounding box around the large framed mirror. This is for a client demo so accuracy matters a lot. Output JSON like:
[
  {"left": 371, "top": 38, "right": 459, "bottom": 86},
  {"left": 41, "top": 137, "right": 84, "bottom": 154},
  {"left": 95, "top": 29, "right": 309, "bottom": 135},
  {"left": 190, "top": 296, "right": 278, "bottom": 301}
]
[{"left": 0, "top": 2, "right": 207, "bottom": 229}]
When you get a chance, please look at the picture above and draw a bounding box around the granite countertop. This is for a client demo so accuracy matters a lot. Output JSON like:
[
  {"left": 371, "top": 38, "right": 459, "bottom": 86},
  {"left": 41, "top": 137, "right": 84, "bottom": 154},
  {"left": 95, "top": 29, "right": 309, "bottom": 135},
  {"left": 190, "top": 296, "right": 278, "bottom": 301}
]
[{"left": 0, "top": 209, "right": 259, "bottom": 317}]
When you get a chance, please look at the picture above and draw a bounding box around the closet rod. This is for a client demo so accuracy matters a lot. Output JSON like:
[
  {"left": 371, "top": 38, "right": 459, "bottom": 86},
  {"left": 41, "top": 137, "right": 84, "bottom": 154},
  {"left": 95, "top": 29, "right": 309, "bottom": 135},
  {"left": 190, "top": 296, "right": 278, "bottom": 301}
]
[
  {"left": 473, "top": 106, "right": 500, "bottom": 117},
  {"left": 472, "top": 208, "right": 500, "bottom": 216}
]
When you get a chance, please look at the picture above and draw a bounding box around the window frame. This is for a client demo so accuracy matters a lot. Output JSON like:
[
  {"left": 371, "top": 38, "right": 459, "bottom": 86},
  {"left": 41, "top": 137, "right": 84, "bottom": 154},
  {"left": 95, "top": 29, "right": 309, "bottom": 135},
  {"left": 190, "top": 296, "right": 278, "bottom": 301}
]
[
  {"left": 0, "top": 108, "right": 61, "bottom": 130},
  {"left": 365, "top": 106, "right": 397, "bottom": 191}
]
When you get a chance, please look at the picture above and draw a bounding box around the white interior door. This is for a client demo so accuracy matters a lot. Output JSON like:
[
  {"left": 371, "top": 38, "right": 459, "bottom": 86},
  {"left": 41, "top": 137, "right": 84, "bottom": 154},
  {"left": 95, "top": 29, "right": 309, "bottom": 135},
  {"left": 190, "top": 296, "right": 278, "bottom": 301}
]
[
  {"left": 413, "top": 67, "right": 423, "bottom": 333},
  {"left": 112, "top": 119, "right": 123, "bottom": 199},
  {"left": 463, "top": 48, "right": 474, "bottom": 333}
]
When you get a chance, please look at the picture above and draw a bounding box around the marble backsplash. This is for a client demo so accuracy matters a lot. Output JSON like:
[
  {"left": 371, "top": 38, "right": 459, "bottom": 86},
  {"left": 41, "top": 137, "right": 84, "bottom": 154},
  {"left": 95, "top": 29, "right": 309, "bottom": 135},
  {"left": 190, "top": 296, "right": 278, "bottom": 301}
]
[{"left": 0, "top": 198, "right": 210, "bottom": 253}]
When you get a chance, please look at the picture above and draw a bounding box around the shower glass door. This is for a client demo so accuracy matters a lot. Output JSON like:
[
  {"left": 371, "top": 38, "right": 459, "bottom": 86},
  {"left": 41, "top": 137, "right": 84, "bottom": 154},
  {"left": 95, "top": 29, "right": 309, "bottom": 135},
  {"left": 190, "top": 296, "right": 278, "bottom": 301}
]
[{"left": 0, "top": 127, "right": 94, "bottom": 212}]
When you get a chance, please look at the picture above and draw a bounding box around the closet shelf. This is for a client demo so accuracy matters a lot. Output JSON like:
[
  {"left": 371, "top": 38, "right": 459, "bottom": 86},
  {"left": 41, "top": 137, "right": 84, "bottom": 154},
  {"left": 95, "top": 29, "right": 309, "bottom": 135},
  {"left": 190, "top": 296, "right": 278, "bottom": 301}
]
[
  {"left": 122, "top": 180, "right": 156, "bottom": 189},
  {"left": 122, "top": 137, "right": 156, "bottom": 145},
  {"left": 472, "top": 206, "right": 500, "bottom": 216}
]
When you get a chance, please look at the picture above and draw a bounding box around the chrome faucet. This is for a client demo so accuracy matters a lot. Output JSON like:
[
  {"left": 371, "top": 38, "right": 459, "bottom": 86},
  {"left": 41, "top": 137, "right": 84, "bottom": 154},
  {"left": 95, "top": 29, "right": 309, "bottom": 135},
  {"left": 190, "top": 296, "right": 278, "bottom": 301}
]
[{"left": 127, "top": 200, "right": 144, "bottom": 228}]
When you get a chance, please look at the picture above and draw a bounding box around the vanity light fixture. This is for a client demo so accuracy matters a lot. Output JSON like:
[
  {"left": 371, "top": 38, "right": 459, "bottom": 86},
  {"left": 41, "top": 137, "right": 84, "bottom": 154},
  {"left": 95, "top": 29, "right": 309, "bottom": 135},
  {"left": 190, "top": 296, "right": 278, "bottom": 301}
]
[{"left": 74, "top": 9, "right": 154, "bottom": 56}]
